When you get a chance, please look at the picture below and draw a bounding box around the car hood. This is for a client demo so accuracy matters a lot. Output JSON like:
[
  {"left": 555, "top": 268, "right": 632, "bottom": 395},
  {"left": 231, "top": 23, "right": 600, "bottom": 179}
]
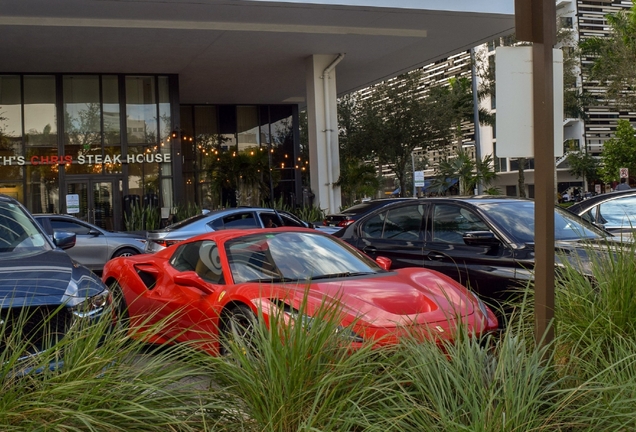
[
  {"left": 255, "top": 268, "right": 477, "bottom": 328},
  {"left": 0, "top": 250, "right": 105, "bottom": 308}
]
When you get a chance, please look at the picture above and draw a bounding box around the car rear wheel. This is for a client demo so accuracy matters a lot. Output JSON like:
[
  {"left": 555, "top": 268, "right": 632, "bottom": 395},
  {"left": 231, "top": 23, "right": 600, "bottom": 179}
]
[
  {"left": 113, "top": 247, "right": 139, "bottom": 258},
  {"left": 219, "top": 304, "right": 257, "bottom": 357}
]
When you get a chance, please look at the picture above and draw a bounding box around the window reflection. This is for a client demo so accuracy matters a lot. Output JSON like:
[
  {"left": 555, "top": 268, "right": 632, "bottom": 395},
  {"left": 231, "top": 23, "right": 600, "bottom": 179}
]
[
  {"left": 158, "top": 76, "right": 172, "bottom": 178},
  {"left": 64, "top": 75, "right": 102, "bottom": 175},
  {"left": 102, "top": 75, "right": 122, "bottom": 174},
  {"left": 182, "top": 104, "right": 299, "bottom": 210},
  {"left": 24, "top": 76, "right": 57, "bottom": 150},
  {"left": 126, "top": 76, "right": 157, "bottom": 145},
  {"left": 237, "top": 106, "right": 259, "bottom": 151},
  {"left": 0, "top": 76, "right": 23, "bottom": 189},
  {"left": 103, "top": 75, "right": 121, "bottom": 146},
  {"left": 27, "top": 164, "right": 59, "bottom": 213}
]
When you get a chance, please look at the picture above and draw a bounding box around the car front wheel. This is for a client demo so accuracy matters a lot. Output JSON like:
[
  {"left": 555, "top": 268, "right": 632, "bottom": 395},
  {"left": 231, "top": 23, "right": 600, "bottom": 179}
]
[{"left": 219, "top": 304, "right": 258, "bottom": 357}]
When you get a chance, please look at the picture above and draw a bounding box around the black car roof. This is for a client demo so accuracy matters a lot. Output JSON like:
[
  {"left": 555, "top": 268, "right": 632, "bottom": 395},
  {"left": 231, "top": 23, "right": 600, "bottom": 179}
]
[
  {"left": 368, "top": 196, "right": 531, "bottom": 205},
  {"left": 330, "top": 198, "right": 414, "bottom": 215}
]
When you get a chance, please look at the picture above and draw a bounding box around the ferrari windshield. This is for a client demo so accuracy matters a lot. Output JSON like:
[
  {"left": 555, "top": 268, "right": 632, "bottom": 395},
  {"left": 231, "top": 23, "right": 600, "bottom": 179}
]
[
  {"left": 226, "top": 231, "right": 382, "bottom": 283},
  {"left": 0, "top": 201, "right": 52, "bottom": 256}
]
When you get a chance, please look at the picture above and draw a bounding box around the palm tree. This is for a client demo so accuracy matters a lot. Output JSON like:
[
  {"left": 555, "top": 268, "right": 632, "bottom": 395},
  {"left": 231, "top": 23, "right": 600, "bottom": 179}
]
[
  {"left": 336, "top": 159, "right": 380, "bottom": 206},
  {"left": 433, "top": 149, "right": 497, "bottom": 195}
]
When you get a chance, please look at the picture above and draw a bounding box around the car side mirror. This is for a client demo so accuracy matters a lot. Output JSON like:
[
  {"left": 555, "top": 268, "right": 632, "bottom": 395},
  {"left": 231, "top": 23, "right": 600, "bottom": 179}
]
[
  {"left": 53, "top": 231, "right": 76, "bottom": 250},
  {"left": 88, "top": 229, "right": 101, "bottom": 236},
  {"left": 375, "top": 256, "right": 392, "bottom": 270},
  {"left": 174, "top": 271, "right": 216, "bottom": 295},
  {"left": 462, "top": 231, "right": 500, "bottom": 247}
]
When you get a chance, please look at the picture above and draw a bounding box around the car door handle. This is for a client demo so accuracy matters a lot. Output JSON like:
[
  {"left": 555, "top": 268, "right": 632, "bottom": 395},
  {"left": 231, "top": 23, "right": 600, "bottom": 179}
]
[
  {"left": 426, "top": 253, "right": 446, "bottom": 261},
  {"left": 363, "top": 246, "right": 377, "bottom": 255}
]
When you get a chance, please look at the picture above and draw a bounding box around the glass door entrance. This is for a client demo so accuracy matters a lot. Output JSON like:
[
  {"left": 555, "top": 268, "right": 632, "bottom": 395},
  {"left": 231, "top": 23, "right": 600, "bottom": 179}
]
[{"left": 66, "top": 177, "right": 122, "bottom": 231}]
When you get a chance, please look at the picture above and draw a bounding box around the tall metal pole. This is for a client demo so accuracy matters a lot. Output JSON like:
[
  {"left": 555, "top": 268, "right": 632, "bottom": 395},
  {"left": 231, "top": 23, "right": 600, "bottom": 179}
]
[
  {"left": 515, "top": 0, "right": 556, "bottom": 346},
  {"left": 470, "top": 48, "right": 483, "bottom": 195},
  {"left": 412, "top": 151, "right": 416, "bottom": 197}
]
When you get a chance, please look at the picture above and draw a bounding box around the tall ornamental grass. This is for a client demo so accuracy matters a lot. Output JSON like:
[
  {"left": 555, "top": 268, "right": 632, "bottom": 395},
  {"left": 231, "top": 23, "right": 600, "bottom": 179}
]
[
  {"left": 0, "top": 303, "right": 228, "bottom": 431},
  {"left": 202, "top": 295, "right": 393, "bottom": 432},
  {"left": 4, "top": 239, "right": 636, "bottom": 431}
]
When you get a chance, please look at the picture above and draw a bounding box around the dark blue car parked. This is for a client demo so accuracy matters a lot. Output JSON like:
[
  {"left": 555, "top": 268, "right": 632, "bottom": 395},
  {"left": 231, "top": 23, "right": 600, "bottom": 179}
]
[{"left": 0, "top": 194, "right": 109, "bottom": 363}]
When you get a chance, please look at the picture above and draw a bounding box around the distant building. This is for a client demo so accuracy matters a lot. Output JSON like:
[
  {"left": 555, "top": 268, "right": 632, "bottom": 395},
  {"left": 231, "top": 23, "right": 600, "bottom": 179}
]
[{"left": 360, "top": 0, "right": 634, "bottom": 199}]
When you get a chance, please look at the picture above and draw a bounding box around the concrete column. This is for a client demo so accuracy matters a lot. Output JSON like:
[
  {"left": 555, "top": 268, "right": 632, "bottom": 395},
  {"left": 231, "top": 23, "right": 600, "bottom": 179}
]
[{"left": 305, "top": 54, "right": 341, "bottom": 214}]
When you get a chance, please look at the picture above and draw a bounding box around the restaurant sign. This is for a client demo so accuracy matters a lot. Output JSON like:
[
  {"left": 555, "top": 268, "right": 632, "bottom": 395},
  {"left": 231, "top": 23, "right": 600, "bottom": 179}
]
[{"left": 0, "top": 153, "right": 171, "bottom": 166}]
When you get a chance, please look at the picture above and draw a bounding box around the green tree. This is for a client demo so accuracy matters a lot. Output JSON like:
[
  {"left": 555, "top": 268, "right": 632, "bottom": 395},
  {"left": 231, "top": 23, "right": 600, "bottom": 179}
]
[
  {"left": 335, "top": 93, "right": 380, "bottom": 205},
  {"left": 335, "top": 160, "right": 380, "bottom": 205},
  {"left": 567, "top": 151, "right": 601, "bottom": 186},
  {"left": 579, "top": 1, "right": 636, "bottom": 109},
  {"left": 355, "top": 71, "right": 454, "bottom": 196},
  {"left": 207, "top": 143, "right": 276, "bottom": 207},
  {"left": 600, "top": 119, "right": 636, "bottom": 183},
  {"left": 433, "top": 149, "right": 498, "bottom": 195}
]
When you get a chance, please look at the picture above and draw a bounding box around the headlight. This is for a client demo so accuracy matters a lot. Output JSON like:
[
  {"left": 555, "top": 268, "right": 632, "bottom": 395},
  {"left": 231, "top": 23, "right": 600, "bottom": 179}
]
[{"left": 70, "top": 290, "right": 111, "bottom": 319}]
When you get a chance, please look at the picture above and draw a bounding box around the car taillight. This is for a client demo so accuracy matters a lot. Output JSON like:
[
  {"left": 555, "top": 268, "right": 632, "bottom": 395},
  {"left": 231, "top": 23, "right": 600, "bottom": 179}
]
[
  {"left": 337, "top": 220, "right": 354, "bottom": 227},
  {"left": 154, "top": 239, "right": 182, "bottom": 248}
]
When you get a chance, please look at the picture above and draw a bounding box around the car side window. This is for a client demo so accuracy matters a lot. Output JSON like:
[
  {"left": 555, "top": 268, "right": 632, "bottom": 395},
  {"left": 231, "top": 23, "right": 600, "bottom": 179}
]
[
  {"left": 361, "top": 211, "right": 386, "bottom": 238},
  {"left": 580, "top": 208, "right": 596, "bottom": 224},
  {"left": 170, "top": 240, "right": 225, "bottom": 284},
  {"left": 259, "top": 213, "right": 279, "bottom": 228},
  {"left": 209, "top": 217, "right": 224, "bottom": 230},
  {"left": 361, "top": 204, "right": 424, "bottom": 240},
  {"left": 597, "top": 196, "right": 636, "bottom": 228},
  {"left": 432, "top": 204, "right": 488, "bottom": 244},
  {"left": 50, "top": 219, "right": 92, "bottom": 235},
  {"left": 220, "top": 212, "right": 259, "bottom": 229},
  {"left": 279, "top": 213, "right": 305, "bottom": 227},
  {"left": 382, "top": 205, "right": 425, "bottom": 240}
]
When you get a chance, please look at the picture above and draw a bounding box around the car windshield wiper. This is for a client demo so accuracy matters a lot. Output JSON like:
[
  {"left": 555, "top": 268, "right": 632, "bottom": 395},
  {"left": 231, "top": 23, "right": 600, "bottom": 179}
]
[
  {"left": 310, "top": 271, "right": 375, "bottom": 281},
  {"left": 245, "top": 276, "right": 300, "bottom": 283}
]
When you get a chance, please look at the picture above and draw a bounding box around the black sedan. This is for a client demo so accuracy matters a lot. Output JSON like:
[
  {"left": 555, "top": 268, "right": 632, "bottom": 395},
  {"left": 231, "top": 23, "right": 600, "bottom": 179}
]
[
  {"left": 323, "top": 198, "right": 414, "bottom": 230},
  {"left": 336, "top": 196, "right": 611, "bottom": 307},
  {"left": 567, "top": 189, "right": 636, "bottom": 235},
  {"left": 0, "top": 195, "right": 110, "bottom": 363}
]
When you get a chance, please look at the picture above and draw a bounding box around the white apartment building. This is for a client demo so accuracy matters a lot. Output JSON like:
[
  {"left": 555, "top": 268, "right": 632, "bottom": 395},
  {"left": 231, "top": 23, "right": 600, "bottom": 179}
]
[
  {"left": 374, "top": 0, "right": 634, "bottom": 199},
  {"left": 478, "top": 0, "right": 633, "bottom": 197}
]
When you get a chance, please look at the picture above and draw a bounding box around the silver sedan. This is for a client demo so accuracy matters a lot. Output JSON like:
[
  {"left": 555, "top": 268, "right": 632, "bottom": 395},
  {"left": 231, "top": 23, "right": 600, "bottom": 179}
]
[
  {"left": 145, "top": 207, "right": 315, "bottom": 253},
  {"left": 34, "top": 214, "right": 146, "bottom": 271}
]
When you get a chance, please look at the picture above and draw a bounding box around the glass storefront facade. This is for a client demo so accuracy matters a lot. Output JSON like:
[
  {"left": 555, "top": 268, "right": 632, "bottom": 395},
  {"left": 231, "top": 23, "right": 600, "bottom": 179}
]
[
  {"left": 0, "top": 74, "right": 177, "bottom": 230},
  {"left": 0, "top": 73, "right": 302, "bottom": 230},
  {"left": 180, "top": 104, "right": 301, "bottom": 210}
]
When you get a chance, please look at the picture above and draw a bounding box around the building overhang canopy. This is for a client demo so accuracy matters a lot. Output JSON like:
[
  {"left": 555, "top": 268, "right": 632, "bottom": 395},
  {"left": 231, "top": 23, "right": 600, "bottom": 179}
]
[{"left": 0, "top": 0, "right": 514, "bottom": 104}]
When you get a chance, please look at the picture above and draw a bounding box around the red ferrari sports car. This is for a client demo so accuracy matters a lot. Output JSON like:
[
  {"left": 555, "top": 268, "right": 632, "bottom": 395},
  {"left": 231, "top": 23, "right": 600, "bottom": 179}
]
[{"left": 102, "top": 228, "right": 497, "bottom": 355}]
